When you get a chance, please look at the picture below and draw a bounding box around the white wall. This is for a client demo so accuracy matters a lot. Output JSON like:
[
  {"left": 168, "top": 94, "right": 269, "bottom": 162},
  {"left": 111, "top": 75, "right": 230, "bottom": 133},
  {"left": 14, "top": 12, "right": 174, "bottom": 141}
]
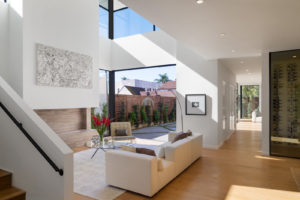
[
  {"left": 23, "top": 0, "right": 100, "bottom": 109},
  {"left": 176, "top": 42, "right": 220, "bottom": 148},
  {"left": 111, "top": 30, "right": 176, "bottom": 70},
  {"left": 0, "top": 1, "right": 23, "bottom": 97},
  {"left": 218, "top": 61, "right": 236, "bottom": 145},
  {"left": 99, "top": 35, "right": 112, "bottom": 70},
  {"left": 0, "top": 76, "right": 73, "bottom": 200},
  {"left": 0, "top": 2, "right": 8, "bottom": 79},
  {"left": 8, "top": 0, "right": 23, "bottom": 97},
  {"left": 261, "top": 52, "right": 269, "bottom": 155}
]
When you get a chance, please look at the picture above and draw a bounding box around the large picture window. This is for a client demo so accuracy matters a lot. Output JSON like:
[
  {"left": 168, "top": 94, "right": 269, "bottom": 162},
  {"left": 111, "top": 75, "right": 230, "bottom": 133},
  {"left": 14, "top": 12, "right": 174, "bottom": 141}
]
[
  {"left": 114, "top": 8, "right": 154, "bottom": 38},
  {"left": 99, "top": 6, "right": 109, "bottom": 37},
  {"left": 99, "top": 0, "right": 159, "bottom": 39}
]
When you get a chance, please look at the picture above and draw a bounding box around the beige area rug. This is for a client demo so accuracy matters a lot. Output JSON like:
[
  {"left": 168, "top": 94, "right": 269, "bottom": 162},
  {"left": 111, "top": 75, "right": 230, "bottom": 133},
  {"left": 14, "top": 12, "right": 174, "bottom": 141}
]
[
  {"left": 74, "top": 138, "right": 164, "bottom": 200},
  {"left": 74, "top": 149, "right": 125, "bottom": 200},
  {"left": 291, "top": 168, "right": 300, "bottom": 191}
]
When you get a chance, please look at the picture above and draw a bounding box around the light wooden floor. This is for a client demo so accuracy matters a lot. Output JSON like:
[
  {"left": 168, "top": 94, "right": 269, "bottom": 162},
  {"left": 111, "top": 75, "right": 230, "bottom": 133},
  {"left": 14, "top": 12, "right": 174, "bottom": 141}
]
[{"left": 74, "top": 122, "right": 300, "bottom": 200}]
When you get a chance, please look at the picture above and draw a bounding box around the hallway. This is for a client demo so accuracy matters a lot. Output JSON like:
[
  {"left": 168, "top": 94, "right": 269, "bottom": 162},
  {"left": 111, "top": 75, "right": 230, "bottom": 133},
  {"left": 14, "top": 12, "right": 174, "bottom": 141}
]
[{"left": 116, "top": 122, "right": 300, "bottom": 200}]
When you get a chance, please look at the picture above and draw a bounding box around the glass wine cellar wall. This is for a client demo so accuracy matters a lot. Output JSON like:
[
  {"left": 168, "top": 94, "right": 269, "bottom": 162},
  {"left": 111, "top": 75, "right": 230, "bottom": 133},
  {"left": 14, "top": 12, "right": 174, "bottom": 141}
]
[{"left": 270, "top": 50, "right": 300, "bottom": 158}]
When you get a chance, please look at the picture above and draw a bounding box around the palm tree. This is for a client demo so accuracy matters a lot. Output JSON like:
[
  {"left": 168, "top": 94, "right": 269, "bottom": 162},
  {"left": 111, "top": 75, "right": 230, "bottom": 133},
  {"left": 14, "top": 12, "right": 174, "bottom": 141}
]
[
  {"left": 121, "top": 77, "right": 128, "bottom": 80},
  {"left": 155, "top": 73, "right": 170, "bottom": 83}
]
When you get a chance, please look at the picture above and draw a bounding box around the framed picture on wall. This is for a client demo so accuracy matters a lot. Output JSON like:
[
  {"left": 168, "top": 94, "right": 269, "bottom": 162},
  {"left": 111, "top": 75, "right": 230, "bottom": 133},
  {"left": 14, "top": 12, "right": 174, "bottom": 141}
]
[{"left": 185, "top": 94, "right": 206, "bottom": 115}]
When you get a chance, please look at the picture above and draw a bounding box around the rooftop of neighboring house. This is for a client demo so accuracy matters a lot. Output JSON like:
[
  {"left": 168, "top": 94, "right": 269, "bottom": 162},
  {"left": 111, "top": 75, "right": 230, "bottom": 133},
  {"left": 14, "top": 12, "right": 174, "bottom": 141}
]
[
  {"left": 122, "top": 79, "right": 162, "bottom": 89},
  {"left": 122, "top": 86, "right": 145, "bottom": 95},
  {"left": 159, "top": 81, "right": 176, "bottom": 90},
  {"left": 140, "top": 90, "right": 176, "bottom": 97}
]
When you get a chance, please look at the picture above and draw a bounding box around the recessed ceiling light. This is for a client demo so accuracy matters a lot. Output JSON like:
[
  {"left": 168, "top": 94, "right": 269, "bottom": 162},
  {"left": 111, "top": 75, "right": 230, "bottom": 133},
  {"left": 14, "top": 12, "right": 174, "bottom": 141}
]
[
  {"left": 231, "top": 50, "right": 236, "bottom": 53},
  {"left": 292, "top": 55, "right": 297, "bottom": 58},
  {"left": 240, "top": 61, "right": 244, "bottom": 64},
  {"left": 219, "top": 33, "right": 226, "bottom": 38},
  {"left": 246, "top": 69, "right": 249, "bottom": 72},
  {"left": 196, "top": 0, "right": 205, "bottom": 4}
]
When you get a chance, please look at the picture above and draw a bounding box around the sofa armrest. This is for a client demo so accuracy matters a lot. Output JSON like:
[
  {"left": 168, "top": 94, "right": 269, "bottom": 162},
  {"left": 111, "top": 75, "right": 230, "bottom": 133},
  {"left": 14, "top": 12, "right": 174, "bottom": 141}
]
[{"left": 105, "top": 150, "right": 158, "bottom": 197}]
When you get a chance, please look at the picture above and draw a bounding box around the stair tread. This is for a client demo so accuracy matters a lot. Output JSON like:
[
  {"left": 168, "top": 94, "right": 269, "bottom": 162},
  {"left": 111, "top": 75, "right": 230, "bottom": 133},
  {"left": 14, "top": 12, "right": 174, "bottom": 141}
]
[
  {"left": 0, "top": 187, "right": 25, "bottom": 200},
  {"left": 0, "top": 170, "right": 11, "bottom": 178}
]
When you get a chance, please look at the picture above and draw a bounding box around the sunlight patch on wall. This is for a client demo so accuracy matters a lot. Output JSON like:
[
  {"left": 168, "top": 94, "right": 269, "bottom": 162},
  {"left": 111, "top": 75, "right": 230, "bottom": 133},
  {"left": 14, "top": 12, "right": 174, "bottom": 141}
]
[
  {"left": 114, "top": 34, "right": 176, "bottom": 66},
  {"left": 177, "top": 60, "right": 218, "bottom": 122},
  {"left": 10, "top": 0, "right": 23, "bottom": 17}
]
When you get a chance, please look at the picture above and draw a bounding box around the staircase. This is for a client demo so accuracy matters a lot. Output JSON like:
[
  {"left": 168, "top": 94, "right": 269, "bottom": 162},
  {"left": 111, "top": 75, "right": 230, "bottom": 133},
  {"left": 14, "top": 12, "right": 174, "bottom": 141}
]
[{"left": 0, "top": 169, "right": 25, "bottom": 200}]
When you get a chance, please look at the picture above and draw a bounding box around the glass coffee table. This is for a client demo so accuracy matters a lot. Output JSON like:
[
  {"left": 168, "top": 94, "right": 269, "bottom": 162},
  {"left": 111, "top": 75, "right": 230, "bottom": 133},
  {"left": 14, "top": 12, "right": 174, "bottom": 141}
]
[{"left": 90, "top": 136, "right": 117, "bottom": 159}]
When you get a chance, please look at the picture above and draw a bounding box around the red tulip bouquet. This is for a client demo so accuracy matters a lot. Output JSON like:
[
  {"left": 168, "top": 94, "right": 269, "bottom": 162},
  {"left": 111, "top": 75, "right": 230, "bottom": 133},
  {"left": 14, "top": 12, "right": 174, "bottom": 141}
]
[{"left": 92, "top": 115, "right": 111, "bottom": 145}]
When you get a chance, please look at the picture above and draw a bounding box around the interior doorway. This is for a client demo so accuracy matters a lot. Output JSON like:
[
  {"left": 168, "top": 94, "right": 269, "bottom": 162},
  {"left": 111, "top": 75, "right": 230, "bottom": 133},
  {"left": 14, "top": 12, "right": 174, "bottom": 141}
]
[{"left": 240, "top": 85, "right": 260, "bottom": 120}]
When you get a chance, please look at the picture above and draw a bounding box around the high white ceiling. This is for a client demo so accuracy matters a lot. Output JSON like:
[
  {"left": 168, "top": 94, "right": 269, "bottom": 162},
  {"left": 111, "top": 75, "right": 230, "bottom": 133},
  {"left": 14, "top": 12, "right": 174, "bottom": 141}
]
[
  {"left": 220, "top": 57, "right": 261, "bottom": 85},
  {"left": 120, "top": 0, "right": 300, "bottom": 60}
]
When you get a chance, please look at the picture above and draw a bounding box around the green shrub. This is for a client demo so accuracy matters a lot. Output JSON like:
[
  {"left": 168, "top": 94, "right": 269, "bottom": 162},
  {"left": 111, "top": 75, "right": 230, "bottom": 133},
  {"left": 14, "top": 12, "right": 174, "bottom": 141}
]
[
  {"left": 153, "top": 109, "right": 160, "bottom": 124},
  {"left": 163, "top": 105, "right": 169, "bottom": 123},
  {"left": 119, "top": 102, "right": 126, "bottom": 121},
  {"left": 158, "top": 102, "right": 163, "bottom": 122},
  {"left": 128, "top": 112, "right": 136, "bottom": 126},
  {"left": 145, "top": 105, "right": 152, "bottom": 126},
  {"left": 101, "top": 103, "right": 108, "bottom": 118},
  {"left": 132, "top": 105, "right": 139, "bottom": 127},
  {"left": 169, "top": 103, "right": 176, "bottom": 122},
  {"left": 140, "top": 105, "right": 147, "bottom": 124}
]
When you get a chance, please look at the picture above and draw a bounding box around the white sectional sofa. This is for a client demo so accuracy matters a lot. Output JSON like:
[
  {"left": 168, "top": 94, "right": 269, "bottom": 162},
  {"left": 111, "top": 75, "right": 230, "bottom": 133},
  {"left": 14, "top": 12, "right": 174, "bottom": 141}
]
[{"left": 105, "top": 132, "right": 203, "bottom": 197}]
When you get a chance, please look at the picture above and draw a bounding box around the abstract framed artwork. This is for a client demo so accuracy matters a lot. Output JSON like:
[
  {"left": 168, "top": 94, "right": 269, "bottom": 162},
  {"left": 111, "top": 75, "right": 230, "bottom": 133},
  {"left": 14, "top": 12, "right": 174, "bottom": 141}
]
[
  {"left": 185, "top": 94, "right": 206, "bottom": 115},
  {"left": 36, "top": 43, "right": 93, "bottom": 89}
]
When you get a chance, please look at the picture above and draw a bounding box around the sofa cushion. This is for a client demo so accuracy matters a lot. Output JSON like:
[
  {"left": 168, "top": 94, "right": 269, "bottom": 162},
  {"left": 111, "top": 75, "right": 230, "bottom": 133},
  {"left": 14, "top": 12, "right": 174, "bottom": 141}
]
[
  {"left": 157, "top": 159, "right": 164, "bottom": 171},
  {"left": 165, "top": 138, "right": 193, "bottom": 175},
  {"left": 136, "top": 148, "right": 156, "bottom": 156},
  {"left": 115, "top": 129, "right": 128, "bottom": 136},
  {"left": 157, "top": 142, "right": 171, "bottom": 158},
  {"left": 158, "top": 159, "right": 176, "bottom": 188}
]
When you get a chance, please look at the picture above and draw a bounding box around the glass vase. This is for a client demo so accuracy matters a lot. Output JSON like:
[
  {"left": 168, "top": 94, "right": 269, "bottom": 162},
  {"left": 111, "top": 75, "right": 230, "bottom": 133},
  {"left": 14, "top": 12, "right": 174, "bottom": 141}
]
[{"left": 99, "top": 132, "right": 104, "bottom": 146}]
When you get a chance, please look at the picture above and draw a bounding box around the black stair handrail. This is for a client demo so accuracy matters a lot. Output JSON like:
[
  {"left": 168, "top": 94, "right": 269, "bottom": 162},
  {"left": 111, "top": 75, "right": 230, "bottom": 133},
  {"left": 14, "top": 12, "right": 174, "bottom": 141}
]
[{"left": 0, "top": 102, "right": 64, "bottom": 176}]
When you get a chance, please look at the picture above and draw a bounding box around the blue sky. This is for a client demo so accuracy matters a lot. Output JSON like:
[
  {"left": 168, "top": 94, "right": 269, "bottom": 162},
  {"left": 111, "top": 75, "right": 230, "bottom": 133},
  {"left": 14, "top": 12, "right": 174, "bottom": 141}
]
[{"left": 115, "top": 66, "right": 176, "bottom": 82}]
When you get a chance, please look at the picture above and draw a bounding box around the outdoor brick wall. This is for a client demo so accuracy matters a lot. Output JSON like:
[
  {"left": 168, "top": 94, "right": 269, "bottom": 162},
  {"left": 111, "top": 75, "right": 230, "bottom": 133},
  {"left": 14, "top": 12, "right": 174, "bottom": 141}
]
[{"left": 115, "top": 94, "right": 176, "bottom": 122}]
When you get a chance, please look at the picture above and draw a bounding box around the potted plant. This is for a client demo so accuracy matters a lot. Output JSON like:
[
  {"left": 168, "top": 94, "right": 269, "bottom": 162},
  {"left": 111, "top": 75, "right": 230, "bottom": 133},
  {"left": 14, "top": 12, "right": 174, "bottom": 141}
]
[{"left": 92, "top": 115, "right": 111, "bottom": 146}]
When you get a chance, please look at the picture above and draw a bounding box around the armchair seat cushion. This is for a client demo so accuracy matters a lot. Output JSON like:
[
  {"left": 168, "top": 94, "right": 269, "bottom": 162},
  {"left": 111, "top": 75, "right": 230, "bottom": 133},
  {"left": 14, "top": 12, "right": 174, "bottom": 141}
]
[{"left": 112, "top": 136, "right": 136, "bottom": 140}]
